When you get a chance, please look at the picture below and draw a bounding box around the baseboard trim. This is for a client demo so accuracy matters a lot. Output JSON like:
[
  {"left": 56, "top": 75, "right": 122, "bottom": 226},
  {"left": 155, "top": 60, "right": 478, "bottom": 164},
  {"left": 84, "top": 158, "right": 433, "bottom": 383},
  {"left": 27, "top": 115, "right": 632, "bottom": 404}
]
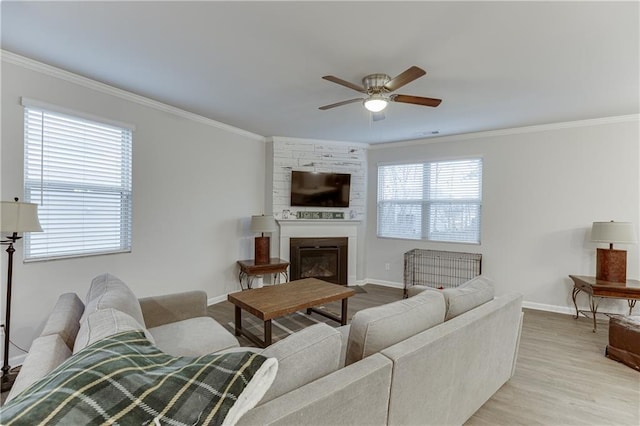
[
  {"left": 522, "top": 301, "right": 576, "bottom": 316},
  {"left": 207, "top": 294, "right": 228, "bottom": 306},
  {"left": 363, "top": 279, "right": 598, "bottom": 316},
  {"left": 364, "top": 279, "right": 404, "bottom": 289}
]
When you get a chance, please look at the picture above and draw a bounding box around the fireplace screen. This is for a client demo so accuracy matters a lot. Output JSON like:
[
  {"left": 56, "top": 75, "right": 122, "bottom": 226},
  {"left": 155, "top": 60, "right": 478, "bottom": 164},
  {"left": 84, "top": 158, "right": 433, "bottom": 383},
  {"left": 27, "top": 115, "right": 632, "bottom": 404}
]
[
  {"left": 290, "top": 237, "right": 348, "bottom": 285},
  {"left": 300, "top": 249, "right": 339, "bottom": 279}
]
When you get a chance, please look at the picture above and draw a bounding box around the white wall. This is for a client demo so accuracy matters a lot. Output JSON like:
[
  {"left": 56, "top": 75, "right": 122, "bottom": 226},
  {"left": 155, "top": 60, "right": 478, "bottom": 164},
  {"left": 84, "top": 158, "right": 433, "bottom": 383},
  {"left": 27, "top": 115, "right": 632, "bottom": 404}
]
[
  {"left": 1, "top": 55, "right": 266, "bottom": 363},
  {"left": 366, "top": 118, "right": 640, "bottom": 314}
]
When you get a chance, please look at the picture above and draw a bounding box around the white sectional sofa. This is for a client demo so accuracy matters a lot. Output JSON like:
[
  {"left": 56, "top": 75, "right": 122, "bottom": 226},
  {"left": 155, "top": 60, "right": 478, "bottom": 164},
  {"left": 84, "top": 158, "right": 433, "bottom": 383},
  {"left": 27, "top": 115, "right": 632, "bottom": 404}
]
[{"left": 4, "top": 273, "right": 523, "bottom": 425}]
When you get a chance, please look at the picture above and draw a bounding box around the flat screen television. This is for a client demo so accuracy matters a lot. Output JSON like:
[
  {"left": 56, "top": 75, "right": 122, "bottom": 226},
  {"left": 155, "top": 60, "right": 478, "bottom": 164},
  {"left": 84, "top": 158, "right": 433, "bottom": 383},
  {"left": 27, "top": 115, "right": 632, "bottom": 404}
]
[{"left": 290, "top": 171, "right": 351, "bottom": 207}]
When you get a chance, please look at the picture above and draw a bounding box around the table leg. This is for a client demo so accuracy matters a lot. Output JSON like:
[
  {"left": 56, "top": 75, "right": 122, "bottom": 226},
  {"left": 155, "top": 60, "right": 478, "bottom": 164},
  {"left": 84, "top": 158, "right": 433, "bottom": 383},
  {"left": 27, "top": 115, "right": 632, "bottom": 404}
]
[
  {"left": 264, "top": 320, "right": 272, "bottom": 346},
  {"left": 571, "top": 287, "right": 581, "bottom": 319},
  {"left": 588, "top": 294, "right": 599, "bottom": 333},
  {"left": 341, "top": 298, "right": 349, "bottom": 325},
  {"left": 238, "top": 271, "right": 246, "bottom": 291},
  {"left": 234, "top": 306, "right": 242, "bottom": 336}
]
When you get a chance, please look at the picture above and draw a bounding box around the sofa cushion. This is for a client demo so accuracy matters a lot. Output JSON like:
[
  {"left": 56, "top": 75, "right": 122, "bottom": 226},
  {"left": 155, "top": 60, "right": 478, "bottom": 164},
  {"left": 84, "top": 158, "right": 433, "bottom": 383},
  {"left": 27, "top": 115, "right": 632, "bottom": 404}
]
[
  {"left": 40, "top": 293, "right": 85, "bottom": 350},
  {"left": 442, "top": 276, "right": 495, "bottom": 320},
  {"left": 74, "top": 308, "right": 155, "bottom": 354},
  {"left": 406, "top": 285, "right": 441, "bottom": 298},
  {"left": 258, "top": 323, "right": 342, "bottom": 403},
  {"left": 6, "top": 334, "right": 71, "bottom": 403},
  {"left": 345, "top": 290, "right": 446, "bottom": 366},
  {"left": 148, "top": 316, "right": 239, "bottom": 357},
  {"left": 81, "top": 273, "right": 145, "bottom": 327}
]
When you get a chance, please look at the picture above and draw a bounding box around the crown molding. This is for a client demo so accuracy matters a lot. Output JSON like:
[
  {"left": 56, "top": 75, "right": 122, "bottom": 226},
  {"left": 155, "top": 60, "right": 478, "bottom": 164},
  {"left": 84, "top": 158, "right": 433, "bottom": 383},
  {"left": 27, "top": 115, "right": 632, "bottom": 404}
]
[
  {"left": 1, "top": 50, "right": 265, "bottom": 142},
  {"left": 369, "top": 114, "right": 640, "bottom": 150}
]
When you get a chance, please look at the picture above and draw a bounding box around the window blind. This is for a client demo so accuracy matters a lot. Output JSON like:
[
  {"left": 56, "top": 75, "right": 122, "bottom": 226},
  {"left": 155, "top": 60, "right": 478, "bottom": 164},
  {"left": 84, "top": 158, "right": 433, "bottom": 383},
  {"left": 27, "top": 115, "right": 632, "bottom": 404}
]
[
  {"left": 377, "top": 158, "right": 482, "bottom": 244},
  {"left": 23, "top": 106, "right": 133, "bottom": 260}
]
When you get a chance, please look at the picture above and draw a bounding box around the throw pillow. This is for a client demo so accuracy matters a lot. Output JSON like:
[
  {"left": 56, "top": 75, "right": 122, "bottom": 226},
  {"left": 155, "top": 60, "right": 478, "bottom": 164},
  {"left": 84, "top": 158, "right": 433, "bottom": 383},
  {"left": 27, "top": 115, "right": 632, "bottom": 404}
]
[
  {"left": 258, "top": 323, "right": 342, "bottom": 404},
  {"left": 81, "top": 273, "right": 146, "bottom": 327},
  {"left": 442, "top": 275, "right": 495, "bottom": 320},
  {"left": 74, "top": 308, "right": 155, "bottom": 354},
  {"left": 345, "top": 289, "right": 445, "bottom": 365}
]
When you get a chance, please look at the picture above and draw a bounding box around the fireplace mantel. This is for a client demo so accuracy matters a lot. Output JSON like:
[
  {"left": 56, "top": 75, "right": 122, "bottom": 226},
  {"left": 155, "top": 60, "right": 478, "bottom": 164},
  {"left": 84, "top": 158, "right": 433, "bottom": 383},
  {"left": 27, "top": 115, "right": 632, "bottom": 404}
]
[{"left": 278, "top": 220, "right": 359, "bottom": 285}]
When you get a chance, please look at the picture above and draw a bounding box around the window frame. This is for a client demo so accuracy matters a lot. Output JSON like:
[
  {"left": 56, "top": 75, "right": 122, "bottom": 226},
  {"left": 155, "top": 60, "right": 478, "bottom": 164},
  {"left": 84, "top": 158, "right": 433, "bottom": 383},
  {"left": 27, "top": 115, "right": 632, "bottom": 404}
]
[
  {"left": 376, "top": 157, "right": 483, "bottom": 244},
  {"left": 22, "top": 98, "right": 134, "bottom": 262}
]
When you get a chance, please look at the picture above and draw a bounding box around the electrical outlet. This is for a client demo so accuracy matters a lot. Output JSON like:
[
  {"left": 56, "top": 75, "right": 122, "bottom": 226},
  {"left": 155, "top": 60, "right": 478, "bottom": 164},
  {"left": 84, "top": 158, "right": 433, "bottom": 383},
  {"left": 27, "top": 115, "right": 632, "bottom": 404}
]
[{"left": 385, "top": 262, "right": 391, "bottom": 271}]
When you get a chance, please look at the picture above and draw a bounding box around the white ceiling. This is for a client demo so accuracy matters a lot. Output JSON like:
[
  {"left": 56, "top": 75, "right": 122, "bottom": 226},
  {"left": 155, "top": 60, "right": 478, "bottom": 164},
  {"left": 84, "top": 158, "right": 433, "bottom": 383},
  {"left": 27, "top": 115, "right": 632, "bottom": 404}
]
[{"left": 1, "top": 1, "right": 638, "bottom": 144}]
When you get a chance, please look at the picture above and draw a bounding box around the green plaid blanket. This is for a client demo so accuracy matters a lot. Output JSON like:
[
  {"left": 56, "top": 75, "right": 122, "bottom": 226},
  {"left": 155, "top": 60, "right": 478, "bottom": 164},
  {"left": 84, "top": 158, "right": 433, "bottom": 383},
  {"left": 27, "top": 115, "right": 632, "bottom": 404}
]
[{"left": 1, "top": 331, "right": 277, "bottom": 426}]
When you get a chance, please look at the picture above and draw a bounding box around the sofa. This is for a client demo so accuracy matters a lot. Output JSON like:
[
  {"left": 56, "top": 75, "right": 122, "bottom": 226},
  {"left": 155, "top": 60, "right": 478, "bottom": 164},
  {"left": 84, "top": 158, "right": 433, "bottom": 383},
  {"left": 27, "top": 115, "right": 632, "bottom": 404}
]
[{"left": 4, "top": 273, "right": 523, "bottom": 425}]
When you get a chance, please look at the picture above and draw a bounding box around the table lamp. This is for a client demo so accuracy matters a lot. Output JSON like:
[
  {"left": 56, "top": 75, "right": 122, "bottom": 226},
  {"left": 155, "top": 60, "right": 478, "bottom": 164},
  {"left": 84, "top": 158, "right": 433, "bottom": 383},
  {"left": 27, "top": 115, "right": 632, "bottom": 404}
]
[
  {"left": 1, "top": 197, "right": 43, "bottom": 392},
  {"left": 251, "top": 214, "right": 276, "bottom": 264},
  {"left": 591, "top": 221, "right": 637, "bottom": 283}
]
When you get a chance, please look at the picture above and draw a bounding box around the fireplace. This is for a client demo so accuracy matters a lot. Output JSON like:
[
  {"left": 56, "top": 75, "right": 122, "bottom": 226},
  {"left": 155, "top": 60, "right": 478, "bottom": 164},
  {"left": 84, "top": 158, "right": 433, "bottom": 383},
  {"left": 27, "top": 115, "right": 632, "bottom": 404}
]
[{"left": 290, "top": 237, "right": 348, "bottom": 285}]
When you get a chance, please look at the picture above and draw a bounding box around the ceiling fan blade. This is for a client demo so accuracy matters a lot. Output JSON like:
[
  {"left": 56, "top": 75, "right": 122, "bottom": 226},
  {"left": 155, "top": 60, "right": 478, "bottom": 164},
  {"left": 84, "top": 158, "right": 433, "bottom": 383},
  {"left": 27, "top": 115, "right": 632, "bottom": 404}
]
[
  {"left": 322, "top": 75, "right": 366, "bottom": 93},
  {"left": 391, "top": 94, "right": 442, "bottom": 107},
  {"left": 372, "top": 111, "right": 386, "bottom": 122},
  {"left": 384, "top": 66, "right": 426, "bottom": 92},
  {"left": 319, "top": 98, "right": 364, "bottom": 110}
]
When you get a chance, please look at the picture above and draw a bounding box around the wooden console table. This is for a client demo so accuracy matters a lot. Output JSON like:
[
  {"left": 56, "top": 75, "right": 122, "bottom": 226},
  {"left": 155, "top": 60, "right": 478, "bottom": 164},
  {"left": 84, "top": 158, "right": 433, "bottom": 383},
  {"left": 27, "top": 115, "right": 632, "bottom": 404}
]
[
  {"left": 237, "top": 258, "right": 289, "bottom": 290},
  {"left": 568, "top": 275, "right": 640, "bottom": 332}
]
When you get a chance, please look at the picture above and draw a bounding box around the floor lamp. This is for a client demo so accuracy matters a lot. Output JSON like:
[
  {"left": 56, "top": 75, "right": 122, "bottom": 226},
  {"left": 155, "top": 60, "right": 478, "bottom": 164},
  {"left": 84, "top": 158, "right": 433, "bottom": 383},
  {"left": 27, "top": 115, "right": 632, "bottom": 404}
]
[{"left": 1, "top": 198, "right": 42, "bottom": 392}]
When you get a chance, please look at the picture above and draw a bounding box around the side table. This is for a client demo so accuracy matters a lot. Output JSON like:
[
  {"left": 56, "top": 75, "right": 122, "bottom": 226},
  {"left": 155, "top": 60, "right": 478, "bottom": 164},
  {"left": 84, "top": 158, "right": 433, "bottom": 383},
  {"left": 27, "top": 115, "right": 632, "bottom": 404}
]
[
  {"left": 237, "top": 258, "right": 289, "bottom": 290},
  {"left": 568, "top": 275, "right": 640, "bottom": 332}
]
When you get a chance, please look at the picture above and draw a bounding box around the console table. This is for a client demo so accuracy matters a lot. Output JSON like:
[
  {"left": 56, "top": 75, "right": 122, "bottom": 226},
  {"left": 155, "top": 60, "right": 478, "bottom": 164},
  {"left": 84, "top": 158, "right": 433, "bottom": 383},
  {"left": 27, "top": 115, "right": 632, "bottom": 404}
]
[
  {"left": 237, "top": 258, "right": 289, "bottom": 290},
  {"left": 568, "top": 275, "right": 640, "bottom": 332}
]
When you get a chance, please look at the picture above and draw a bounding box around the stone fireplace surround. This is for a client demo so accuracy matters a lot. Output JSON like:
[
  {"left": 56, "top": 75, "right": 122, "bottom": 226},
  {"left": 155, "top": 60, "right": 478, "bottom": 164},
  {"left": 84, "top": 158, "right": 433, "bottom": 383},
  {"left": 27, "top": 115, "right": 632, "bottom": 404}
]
[{"left": 277, "top": 220, "right": 359, "bottom": 285}]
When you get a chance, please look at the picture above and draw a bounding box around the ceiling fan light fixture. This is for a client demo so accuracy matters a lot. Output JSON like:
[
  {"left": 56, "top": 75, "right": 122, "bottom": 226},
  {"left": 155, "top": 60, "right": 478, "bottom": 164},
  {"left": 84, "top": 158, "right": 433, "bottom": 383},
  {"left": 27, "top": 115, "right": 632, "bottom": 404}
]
[{"left": 364, "top": 96, "right": 388, "bottom": 112}]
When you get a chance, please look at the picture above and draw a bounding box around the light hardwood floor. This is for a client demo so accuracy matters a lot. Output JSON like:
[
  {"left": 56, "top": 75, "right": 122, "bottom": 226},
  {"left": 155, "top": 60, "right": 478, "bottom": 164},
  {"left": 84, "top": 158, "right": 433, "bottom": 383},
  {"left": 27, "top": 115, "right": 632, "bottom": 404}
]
[{"left": 211, "top": 284, "right": 639, "bottom": 425}]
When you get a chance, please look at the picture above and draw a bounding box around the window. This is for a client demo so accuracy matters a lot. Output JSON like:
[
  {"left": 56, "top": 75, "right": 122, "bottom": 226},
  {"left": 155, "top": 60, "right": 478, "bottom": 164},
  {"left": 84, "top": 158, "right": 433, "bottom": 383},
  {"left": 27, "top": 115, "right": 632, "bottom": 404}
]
[
  {"left": 23, "top": 99, "right": 133, "bottom": 260},
  {"left": 377, "top": 158, "right": 482, "bottom": 244}
]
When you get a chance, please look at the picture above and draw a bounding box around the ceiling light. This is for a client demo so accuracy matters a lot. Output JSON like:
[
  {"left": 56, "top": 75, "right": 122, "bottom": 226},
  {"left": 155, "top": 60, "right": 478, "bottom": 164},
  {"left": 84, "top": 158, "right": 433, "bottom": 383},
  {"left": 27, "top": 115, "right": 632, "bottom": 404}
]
[{"left": 363, "top": 95, "right": 388, "bottom": 112}]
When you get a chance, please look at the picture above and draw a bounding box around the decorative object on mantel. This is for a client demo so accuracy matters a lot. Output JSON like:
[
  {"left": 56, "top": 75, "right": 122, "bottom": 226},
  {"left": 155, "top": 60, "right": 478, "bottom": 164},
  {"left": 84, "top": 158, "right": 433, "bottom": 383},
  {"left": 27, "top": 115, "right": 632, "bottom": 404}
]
[
  {"left": 1, "top": 197, "right": 43, "bottom": 392},
  {"left": 296, "top": 211, "right": 345, "bottom": 220},
  {"left": 591, "top": 221, "right": 637, "bottom": 283},
  {"left": 251, "top": 214, "right": 277, "bottom": 264}
]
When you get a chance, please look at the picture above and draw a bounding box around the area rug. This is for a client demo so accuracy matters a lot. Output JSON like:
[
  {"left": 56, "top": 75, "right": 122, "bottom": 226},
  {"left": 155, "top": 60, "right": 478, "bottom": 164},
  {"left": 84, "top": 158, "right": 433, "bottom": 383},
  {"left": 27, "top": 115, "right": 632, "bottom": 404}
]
[{"left": 223, "top": 309, "right": 343, "bottom": 346}]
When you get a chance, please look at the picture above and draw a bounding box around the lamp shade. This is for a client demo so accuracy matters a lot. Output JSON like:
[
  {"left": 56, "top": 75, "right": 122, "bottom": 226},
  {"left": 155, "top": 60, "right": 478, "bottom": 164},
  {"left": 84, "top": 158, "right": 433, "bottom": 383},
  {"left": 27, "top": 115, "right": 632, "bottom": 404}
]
[
  {"left": 1, "top": 200, "right": 43, "bottom": 233},
  {"left": 250, "top": 215, "right": 276, "bottom": 233},
  {"left": 591, "top": 221, "right": 637, "bottom": 244}
]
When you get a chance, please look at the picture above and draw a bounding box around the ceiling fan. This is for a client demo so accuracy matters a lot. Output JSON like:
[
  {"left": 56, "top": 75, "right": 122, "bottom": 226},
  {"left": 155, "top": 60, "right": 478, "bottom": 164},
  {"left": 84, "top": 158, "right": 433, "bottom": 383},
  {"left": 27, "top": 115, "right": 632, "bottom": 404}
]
[{"left": 319, "top": 66, "right": 442, "bottom": 121}]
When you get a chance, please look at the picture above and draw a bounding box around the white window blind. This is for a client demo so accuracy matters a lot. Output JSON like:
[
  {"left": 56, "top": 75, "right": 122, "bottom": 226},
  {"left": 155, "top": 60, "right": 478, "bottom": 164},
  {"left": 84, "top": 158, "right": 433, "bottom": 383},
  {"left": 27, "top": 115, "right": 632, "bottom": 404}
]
[
  {"left": 23, "top": 105, "right": 133, "bottom": 260},
  {"left": 377, "top": 158, "right": 482, "bottom": 243}
]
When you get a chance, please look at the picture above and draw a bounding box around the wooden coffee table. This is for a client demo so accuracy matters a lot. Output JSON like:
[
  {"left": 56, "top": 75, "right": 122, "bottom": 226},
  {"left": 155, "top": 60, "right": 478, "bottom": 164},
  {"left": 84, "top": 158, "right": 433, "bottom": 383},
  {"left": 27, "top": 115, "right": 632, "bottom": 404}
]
[
  {"left": 569, "top": 275, "right": 640, "bottom": 332},
  {"left": 227, "top": 278, "right": 355, "bottom": 347}
]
